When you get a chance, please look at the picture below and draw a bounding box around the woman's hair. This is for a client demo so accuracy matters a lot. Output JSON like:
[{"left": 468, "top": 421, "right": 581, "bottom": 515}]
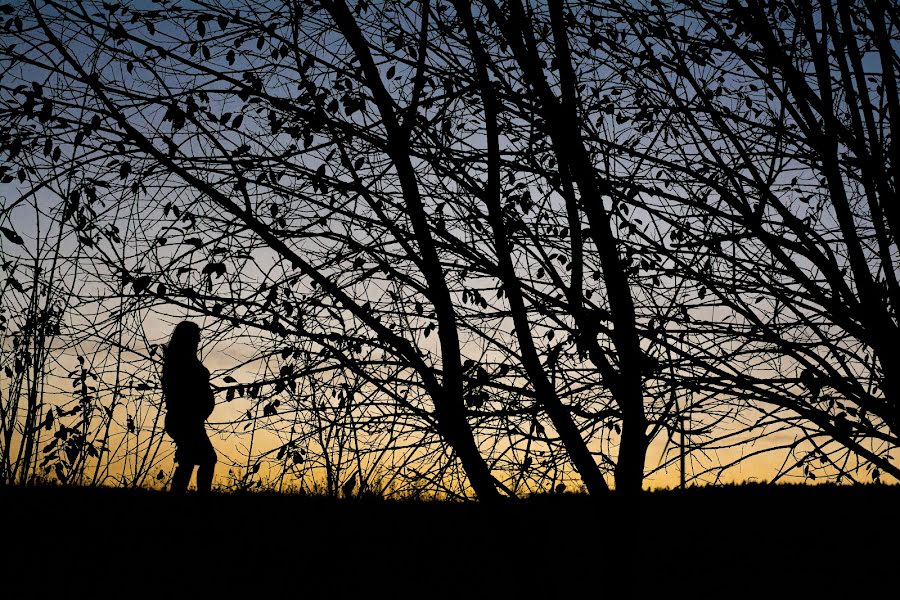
[{"left": 165, "top": 321, "right": 201, "bottom": 365}]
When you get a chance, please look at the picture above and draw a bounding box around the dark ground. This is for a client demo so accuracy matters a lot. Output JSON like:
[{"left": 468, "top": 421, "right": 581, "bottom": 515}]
[{"left": 1, "top": 483, "right": 897, "bottom": 599}]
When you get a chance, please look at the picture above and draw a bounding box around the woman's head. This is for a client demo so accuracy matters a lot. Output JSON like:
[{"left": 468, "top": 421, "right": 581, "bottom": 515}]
[{"left": 166, "top": 321, "right": 201, "bottom": 361}]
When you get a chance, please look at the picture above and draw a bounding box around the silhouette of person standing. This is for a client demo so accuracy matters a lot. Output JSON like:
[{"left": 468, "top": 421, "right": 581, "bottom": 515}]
[{"left": 162, "top": 321, "right": 217, "bottom": 494}]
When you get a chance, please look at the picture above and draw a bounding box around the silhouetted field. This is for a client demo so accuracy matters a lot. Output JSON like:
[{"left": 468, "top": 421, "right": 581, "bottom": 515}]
[{"left": 2, "top": 483, "right": 897, "bottom": 598}]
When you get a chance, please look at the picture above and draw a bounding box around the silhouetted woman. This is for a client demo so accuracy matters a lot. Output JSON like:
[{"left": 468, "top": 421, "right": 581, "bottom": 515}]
[{"left": 162, "top": 321, "right": 217, "bottom": 494}]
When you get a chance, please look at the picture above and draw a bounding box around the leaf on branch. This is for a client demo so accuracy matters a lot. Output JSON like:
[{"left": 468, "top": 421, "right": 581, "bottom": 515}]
[
  {"left": 197, "top": 17, "right": 206, "bottom": 37},
  {"left": 1, "top": 226, "right": 24, "bottom": 245},
  {"left": 201, "top": 262, "right": 227, "bottom": 278},
  {"left": 132, "top": 275, "right": 152, "bottom": 294}
]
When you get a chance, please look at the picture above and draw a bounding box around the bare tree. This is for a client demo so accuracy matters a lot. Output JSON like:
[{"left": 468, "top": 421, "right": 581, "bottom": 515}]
[
  {"left": 6, "top": 0, "right": 892, "bottom": 497},
  {"left": 585, "top": 0, "right": 900, "bottom": 482}
]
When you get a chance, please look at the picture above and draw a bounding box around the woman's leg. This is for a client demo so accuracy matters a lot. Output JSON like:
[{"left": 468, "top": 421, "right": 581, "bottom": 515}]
[
  {"left": 171, "top": 463, "right": 193, "bottom": 493},
  {"left": 196, "top": 462, "right": 214, "bottom": 494},
  {"left": 195, "top": 429, "right": 218, "bottom": 494}
]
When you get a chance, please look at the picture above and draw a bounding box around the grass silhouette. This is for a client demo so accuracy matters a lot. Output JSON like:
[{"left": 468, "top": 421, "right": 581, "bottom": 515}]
[{"left": 2, "top": 482, "right": 896, "bottom": 598}]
